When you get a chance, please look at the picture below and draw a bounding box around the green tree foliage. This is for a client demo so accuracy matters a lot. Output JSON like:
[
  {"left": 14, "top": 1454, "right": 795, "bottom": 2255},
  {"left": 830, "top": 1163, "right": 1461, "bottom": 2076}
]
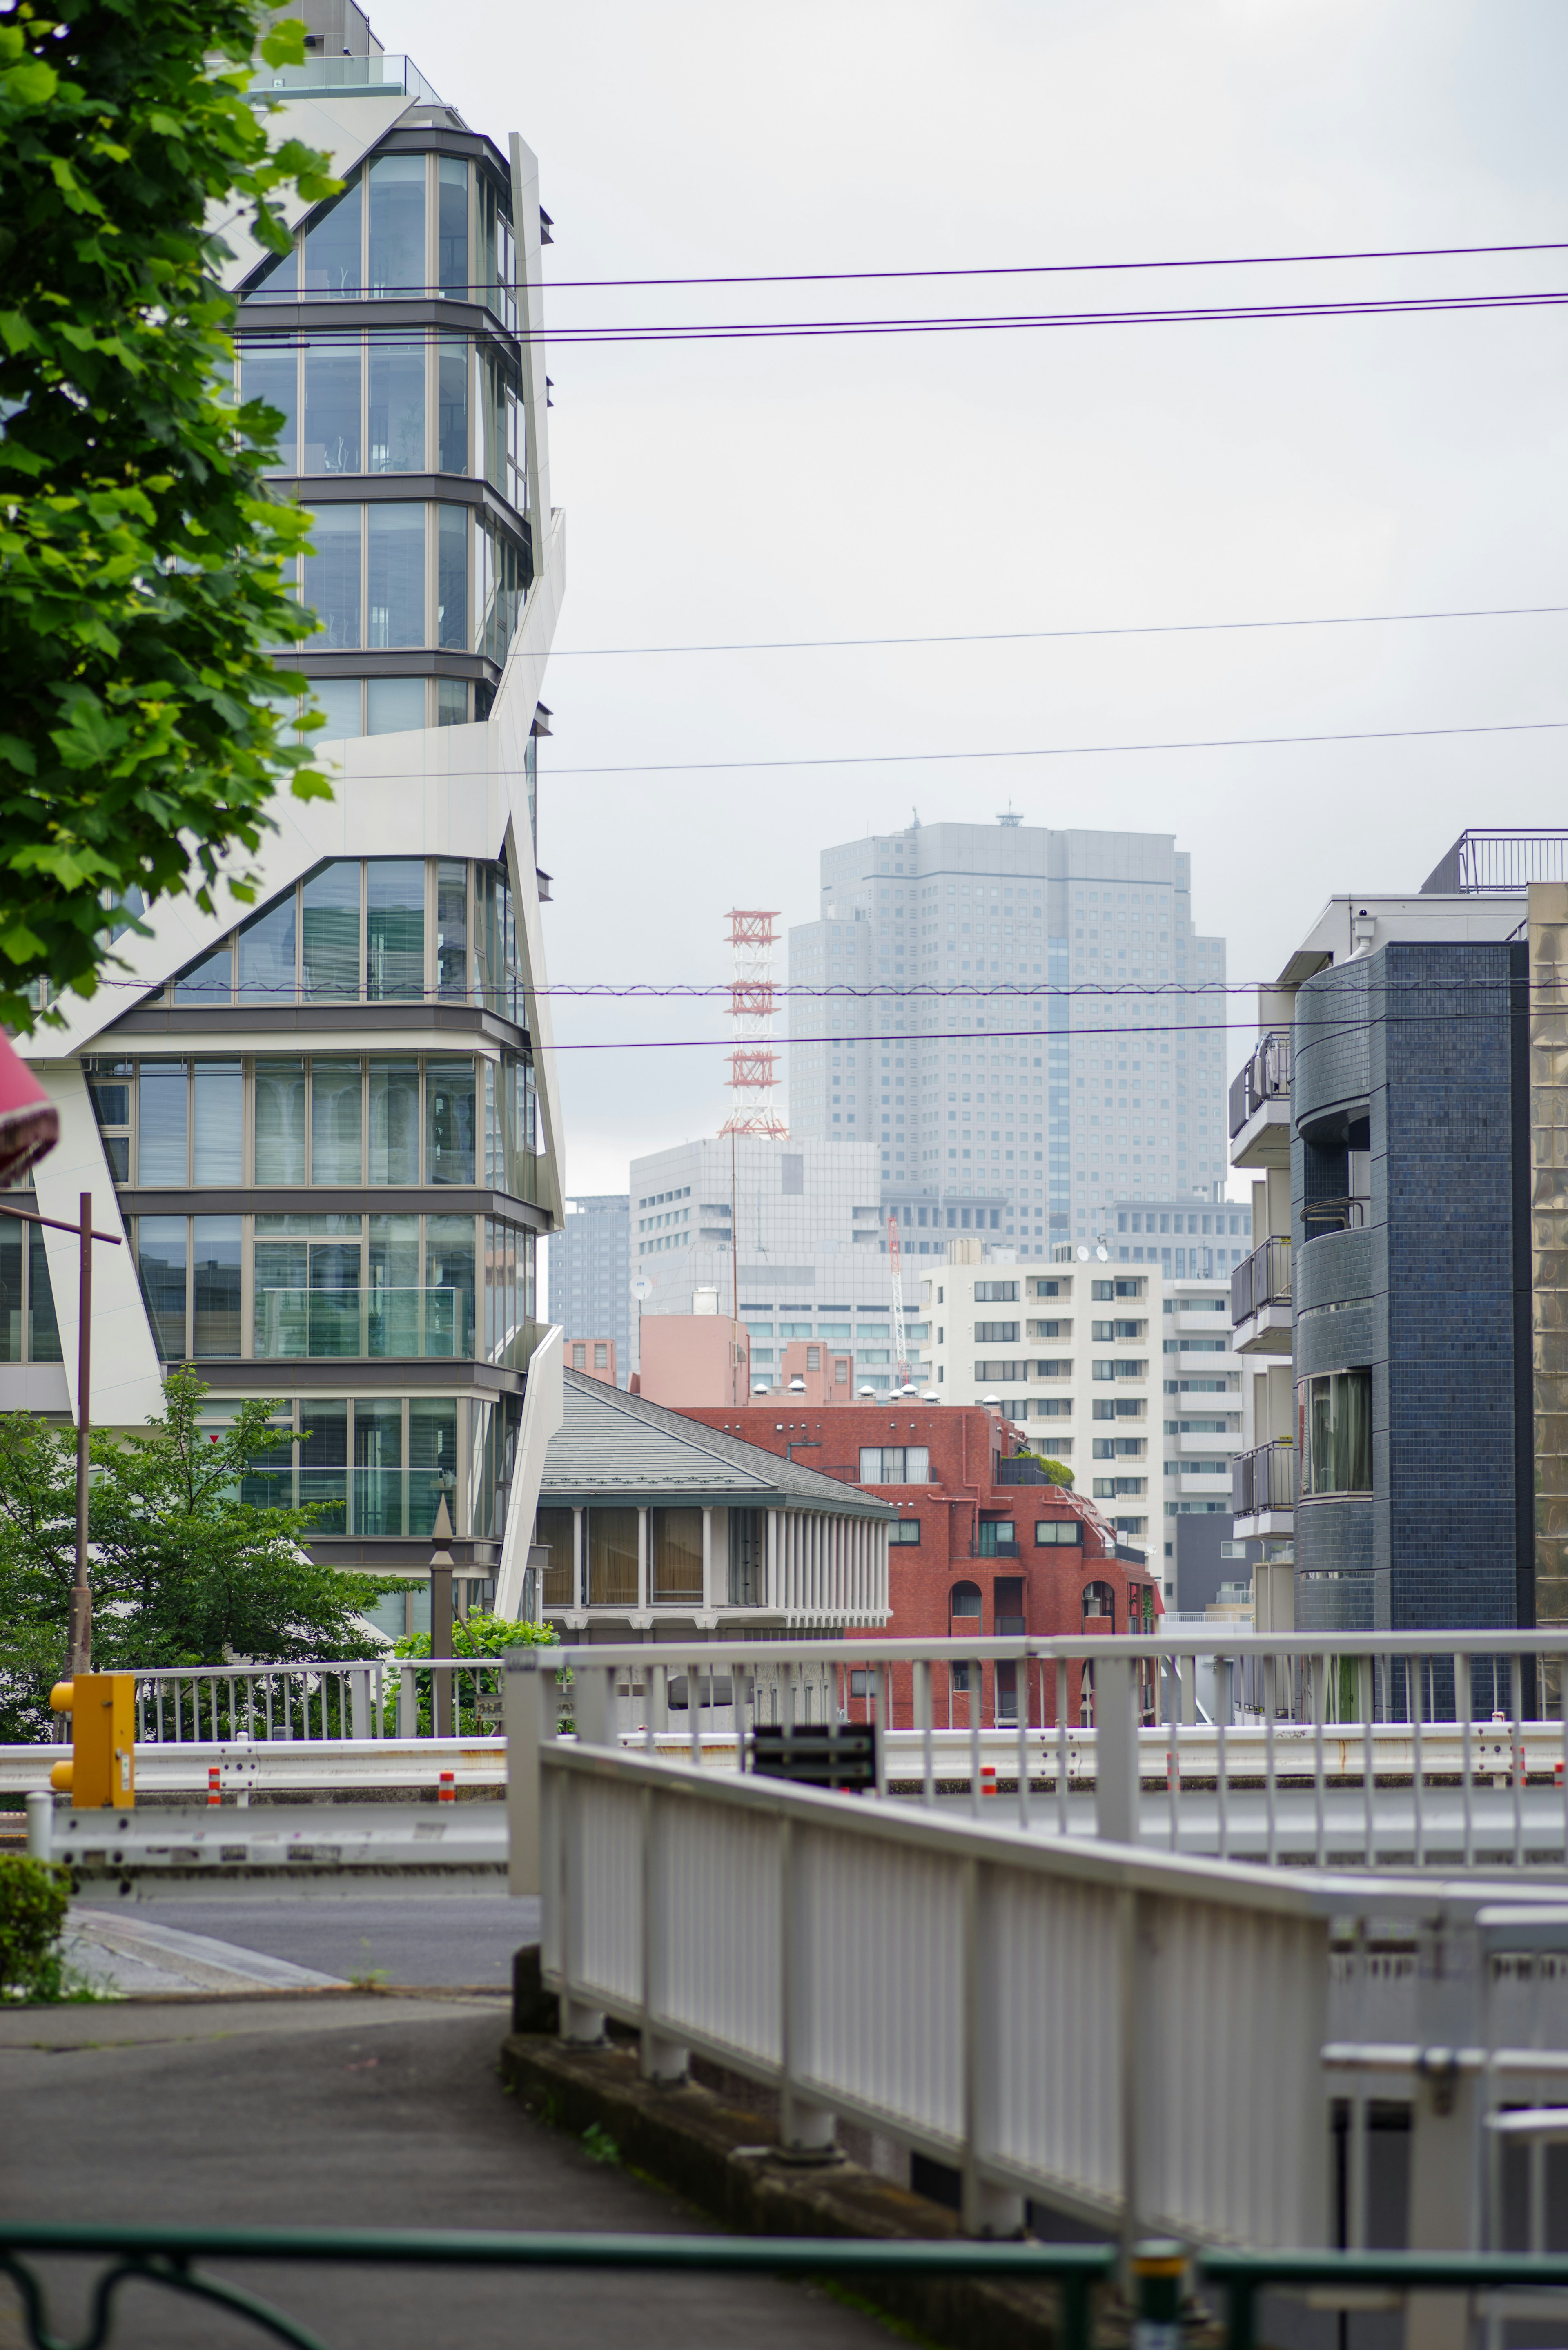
[
  {"left": 0, "top": 1369, "right": 388, "bottom": 1737},
  {"left": 1015, "top": 1447, "right": 1074, "bottom": 1487},
  {"left": 0, "top": 0, "right": 339, "bottom": 1035},
  {"left": 390, "top": 1612, "right": 561, "bottom": 1737},
  {"left": 0, "top": 1855, "right": 72, "bottom": 2000}
]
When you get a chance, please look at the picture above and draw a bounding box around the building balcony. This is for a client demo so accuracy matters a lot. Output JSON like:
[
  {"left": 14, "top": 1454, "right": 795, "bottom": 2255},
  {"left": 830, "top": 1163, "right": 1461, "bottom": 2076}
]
[
  {"left": 1176, "top": 1428, "right": 1241, "bottom": 1456},
  {"left": 1230, "top": 1439, "right": 1297, "bottom": 1538},
  {"left": 254, "top": 1285, "right": 474, "bottom": 1360},
  {"left": 1301, "top": 1196, "right": 1370, "bottom": 1240},
  {"left": 1176, "top": 1470, "right": 1233, "bottom": 1496},
  {"left": 245, "top": 53, "right": 444, "bottom": 105},
  {"left": 1228, "top": 1030, "right": 1291, "bottom": 1170},
  {"left": 1230, "top": 1235, "right": 1292, "bottom": 1355}
]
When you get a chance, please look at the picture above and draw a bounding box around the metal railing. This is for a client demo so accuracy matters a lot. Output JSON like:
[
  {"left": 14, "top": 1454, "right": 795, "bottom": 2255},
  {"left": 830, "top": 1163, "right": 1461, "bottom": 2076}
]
[
  {"left": 253, "top": 1285, "right": 469, "bottom": 1360},
  {"left": 245, "top": 52, "right": 445, "bottom": 104},
  {"left": 1227, "top": 1029, "right": 1291, "bottom": 1139},
  {"left": 1231, "top": 1438, "right": 1296, "bottom": 1518},
  {"left": 1230, "top": 1234, "right": 1291, "bottom": 1325},
  {"left": 124, "top": 1657, "right": 518, "bottom": 1744},
  {"left": 1301, "top": 1194, "right": 1370, "bottom": 1236}
]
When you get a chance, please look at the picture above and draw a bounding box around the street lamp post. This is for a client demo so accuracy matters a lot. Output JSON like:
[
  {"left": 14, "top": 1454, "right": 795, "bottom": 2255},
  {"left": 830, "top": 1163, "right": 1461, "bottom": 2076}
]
[
  {"left": 0, "top": 1192, "right": 123, "bottom": 1676},
  {"left": 429, "top": 1494, "right": 455, "bottom": 1738}
]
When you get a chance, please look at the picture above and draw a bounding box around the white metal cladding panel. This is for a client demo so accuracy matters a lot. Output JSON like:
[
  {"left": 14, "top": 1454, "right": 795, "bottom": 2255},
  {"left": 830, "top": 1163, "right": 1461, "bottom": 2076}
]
[
  {"left": 797, "top": 1825, "right": 965, "bottom": 2145},
  {"left": 1141, "top": 1895, "right": 1327, "bottom": 2247},
  {"left": 985, "top": 1867, "right": 1123, "bottom": 2205},
  {"left": 654, "top": 1795, "right": 784, "bottom": 2067},
  {"left": 572, "top": 1775, "right": 645, "bottom": 2007}
]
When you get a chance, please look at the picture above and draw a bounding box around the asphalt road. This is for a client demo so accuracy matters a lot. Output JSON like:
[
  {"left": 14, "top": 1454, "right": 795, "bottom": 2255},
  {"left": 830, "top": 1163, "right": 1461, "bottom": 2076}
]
[
  {"left": 0, "top": 1995, "right": 897, "bottom": 2350},
  {"left": 75, "top": 1889, "right": 544, "bottom": 1990}
]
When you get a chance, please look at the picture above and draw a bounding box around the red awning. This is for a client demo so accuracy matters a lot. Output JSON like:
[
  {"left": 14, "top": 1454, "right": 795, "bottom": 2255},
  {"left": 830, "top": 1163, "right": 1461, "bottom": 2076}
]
[{"left": 0, "top": 1032, "right": 58, "bottom": 1187}]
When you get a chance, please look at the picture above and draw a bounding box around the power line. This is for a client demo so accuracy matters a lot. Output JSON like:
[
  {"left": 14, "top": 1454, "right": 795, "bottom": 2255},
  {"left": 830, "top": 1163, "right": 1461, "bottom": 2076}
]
[
  {"left": 530, "top": 236, "right": 1568, "bottom": 291},
  {"left": 550, "top": 716, "right": 1568, "bottom": 777},
  {"left": 548, "top": 600, "right": 1568, "bottom": 659}
]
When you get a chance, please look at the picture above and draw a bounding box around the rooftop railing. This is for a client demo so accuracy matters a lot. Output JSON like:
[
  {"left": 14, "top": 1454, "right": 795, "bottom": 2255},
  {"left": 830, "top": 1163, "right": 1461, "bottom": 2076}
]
[{"left": 245, "top": 53, "right": 443, "bottom": 105}]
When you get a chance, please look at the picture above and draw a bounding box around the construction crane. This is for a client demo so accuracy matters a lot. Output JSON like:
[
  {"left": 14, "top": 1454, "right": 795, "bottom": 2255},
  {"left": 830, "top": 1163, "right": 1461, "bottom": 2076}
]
[{"left": 886, "top": 1214, "right": 911, "bottom": 1389}]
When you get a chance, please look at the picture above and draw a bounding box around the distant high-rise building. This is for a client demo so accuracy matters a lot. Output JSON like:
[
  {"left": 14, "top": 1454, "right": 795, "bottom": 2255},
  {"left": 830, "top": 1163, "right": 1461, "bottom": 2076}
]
[
  {"left": 787, "top": 818, "right": 1230, "bottom": 1258},
  {"left": 550, "top": 1196, "right": 630, "bottom": 1387}
]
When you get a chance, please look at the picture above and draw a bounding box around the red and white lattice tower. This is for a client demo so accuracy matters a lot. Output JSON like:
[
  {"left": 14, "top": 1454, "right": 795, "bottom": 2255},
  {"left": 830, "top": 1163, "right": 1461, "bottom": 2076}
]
[{"left": 720, "top": 910, "right": 788, "bottom": 1138}]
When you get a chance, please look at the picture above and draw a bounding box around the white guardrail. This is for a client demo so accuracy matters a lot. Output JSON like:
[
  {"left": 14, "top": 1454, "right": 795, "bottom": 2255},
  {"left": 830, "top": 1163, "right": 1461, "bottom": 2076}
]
[{"left": 501, "top": 1636, "right": 1568, "bottom": 2261}]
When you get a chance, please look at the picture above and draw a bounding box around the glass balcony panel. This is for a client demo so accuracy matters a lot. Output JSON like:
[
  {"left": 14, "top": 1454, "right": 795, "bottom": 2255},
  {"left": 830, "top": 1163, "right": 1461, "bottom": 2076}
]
[{"left": 254, "top": 1285, "right": 468, "bottom": 1360}]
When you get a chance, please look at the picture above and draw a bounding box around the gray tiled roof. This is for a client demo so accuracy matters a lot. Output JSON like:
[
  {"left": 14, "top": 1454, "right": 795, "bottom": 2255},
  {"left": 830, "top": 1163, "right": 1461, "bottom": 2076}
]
[{"left": 541, "top": 1371, "right": 894, "bottom": 1515}]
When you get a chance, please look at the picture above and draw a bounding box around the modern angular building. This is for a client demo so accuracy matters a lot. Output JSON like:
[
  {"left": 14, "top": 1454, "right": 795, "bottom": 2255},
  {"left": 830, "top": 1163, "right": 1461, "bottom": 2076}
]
[
  {"left": 548, "top": 1195, "right": 630, "bottom": 1386},
  {"left": 787, "top": 816, "right": 1232, "bottom": 1257},
  {"left": 1228, "top": 829, "right": 1568, "bottom": 1635},
  {"left": 6, "top": 3, "right": 565, "bottom": 1637}
]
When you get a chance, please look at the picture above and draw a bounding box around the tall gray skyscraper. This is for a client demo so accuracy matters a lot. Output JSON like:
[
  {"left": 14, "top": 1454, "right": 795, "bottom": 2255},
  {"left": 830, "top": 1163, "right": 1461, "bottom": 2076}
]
[
  {"left": 788, "top": 817, "right": 1229, "bottom": 1259},
  {"left": 549, "top": 1195, "right": 631, "bottom": 1383}
]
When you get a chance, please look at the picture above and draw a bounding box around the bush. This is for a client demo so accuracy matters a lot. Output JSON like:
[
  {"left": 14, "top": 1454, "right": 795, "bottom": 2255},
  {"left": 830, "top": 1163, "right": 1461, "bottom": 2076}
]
[
  {"left": 388, "top": 1614, "right": 564, "bottom": 1737},
  {"left": 0, "top": 1855, "right": 71, "bottom": 2000},
  {"left": 1015, "top": 1448, "right": 1075, "bottom": 1487}
]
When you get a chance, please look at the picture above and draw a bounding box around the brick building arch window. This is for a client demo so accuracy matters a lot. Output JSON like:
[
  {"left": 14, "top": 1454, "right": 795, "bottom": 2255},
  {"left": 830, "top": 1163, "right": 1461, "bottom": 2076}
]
[{"left": 1081, "top": 1579, "right": 1116, "bottom": 1630}]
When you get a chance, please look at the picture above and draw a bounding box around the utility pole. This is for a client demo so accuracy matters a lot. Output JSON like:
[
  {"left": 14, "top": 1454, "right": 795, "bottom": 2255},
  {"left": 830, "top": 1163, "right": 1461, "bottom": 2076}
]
[{"left": 0, "top": 1192, "right": 123, "bottom": 1675}]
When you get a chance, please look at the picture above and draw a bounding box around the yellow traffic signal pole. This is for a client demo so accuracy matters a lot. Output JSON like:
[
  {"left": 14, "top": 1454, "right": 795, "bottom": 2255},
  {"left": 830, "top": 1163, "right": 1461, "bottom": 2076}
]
[
  {"left": 0, "top": 1192, "right": 122, "bottom": 1675},
  {"left": 49, "top": 1673, "right": 134, "bottom": 1808}
]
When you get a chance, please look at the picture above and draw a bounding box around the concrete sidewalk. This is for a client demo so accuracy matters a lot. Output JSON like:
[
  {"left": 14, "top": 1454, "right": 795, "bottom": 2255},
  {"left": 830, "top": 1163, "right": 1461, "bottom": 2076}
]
[{"left": 0, "top": 1994, "right": 897, "bottom": 2350}]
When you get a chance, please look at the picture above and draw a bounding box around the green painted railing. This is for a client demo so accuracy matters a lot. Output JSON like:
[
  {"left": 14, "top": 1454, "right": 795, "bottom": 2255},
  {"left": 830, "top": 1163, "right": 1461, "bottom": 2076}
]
[{"left": 1200, "top": 2245, "right": 1568, "bottom": 2350}]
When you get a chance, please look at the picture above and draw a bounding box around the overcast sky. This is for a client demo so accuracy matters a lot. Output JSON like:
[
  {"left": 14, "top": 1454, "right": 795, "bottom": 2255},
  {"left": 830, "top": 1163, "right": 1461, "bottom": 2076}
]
[{"left": 371, "top": 0, "right": 1568, "bottom": 1219}]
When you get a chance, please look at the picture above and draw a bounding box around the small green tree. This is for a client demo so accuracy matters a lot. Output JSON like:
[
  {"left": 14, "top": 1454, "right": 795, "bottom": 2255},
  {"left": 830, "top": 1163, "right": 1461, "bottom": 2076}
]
[
  {"left": 0, "top": 1369, "right": 390, "bottom": 1735},
  {"left": 0, "top": 1855, "right": 71, "bottom": 2000},
  {"left": 0, "top": 0, "right": 339, "bottom": 1035},
  {"left": 391, "top": 1612, "right": 561, "bottom": 1737}
]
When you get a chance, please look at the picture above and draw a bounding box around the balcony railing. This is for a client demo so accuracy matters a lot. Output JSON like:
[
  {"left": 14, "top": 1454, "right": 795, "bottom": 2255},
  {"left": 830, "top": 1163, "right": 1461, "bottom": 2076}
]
[
  {"left": 1227, "top": 1029, "right": 1291, "bottom": 1139},
  {"left": 246, "top": 53, "right": 443, "bottom": 104},
  {"left": 1231, "top": 1235, "right": 1292, "bottom": 1324},
  {"left": 1231, "top": 1439, "right": 1297, "bottom": 1517},
  {"left": 255, "top": 1285, "right": 471, "bottom": 1360},
  {"left": 239, "top": 1467, "right": 457, "bottom": 1539},
  {"left": 1300, "top": 1195, "right": 1369, "bottom": 1239}
]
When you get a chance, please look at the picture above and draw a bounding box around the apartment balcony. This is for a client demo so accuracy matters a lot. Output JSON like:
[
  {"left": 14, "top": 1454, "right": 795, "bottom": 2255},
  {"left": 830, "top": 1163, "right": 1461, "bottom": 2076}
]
[
  {"left": 1176, "top": 1470, "right": 1234, "bottom": 1497},
  {"left": 1301, "top": 1196, "right": 1370, "bottom": 1240},
  {"left": 1231, "top": 1439, "right": 1297, "bottom": 1539},
  {"left": 1176, "top": 1428, "right": 1241, "bottom": 1457},
  {"left": 1228, "top": 1030, "right": 1292, "bottom": 1170},
  {"left": 245, "top": 53, "right": 443, "bottom": 105},
  {"left": 1231, "top": 1235, "right": 1292, "bottom": 1356}
]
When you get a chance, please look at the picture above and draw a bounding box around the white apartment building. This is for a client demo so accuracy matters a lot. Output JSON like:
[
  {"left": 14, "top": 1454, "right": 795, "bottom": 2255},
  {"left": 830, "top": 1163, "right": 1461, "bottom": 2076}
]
[
  {"left": 924, "top": 1248, "right": 1242, "bottom": 1596},
  {"left": 627, "top": 1135, "right": 927, "bottom": 1392},
  {"left": 787, "top": 816, "right": 1231, "bottom": 1258}
]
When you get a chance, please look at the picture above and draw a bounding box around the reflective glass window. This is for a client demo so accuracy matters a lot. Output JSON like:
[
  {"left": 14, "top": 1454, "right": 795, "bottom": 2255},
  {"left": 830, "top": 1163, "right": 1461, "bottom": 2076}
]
[
  {"left": 586, "top": 1506, "right": 637, "bottom": 1608},
  {"left": 436, "top": 678, "right": 468, "bottom": 728},
  {"left": 368, "top": 1059, "right": 420, "bottom": 1182},
  {"left": 427, "top": 1214, "right": 476, "bottom": 1355},
  {"left": 366, "top": 860, "right": 424, "bottom": 999},
  {"left": 138, "top": 1062, "right": 187, "bottom": 1184},
  {"left": 27, "top": 1233, "right": 61, "bottom": 1363},
  {"left": 437, "top": 336, "right": 468, "bottom": 472},
  {"left": 302, "top": 504, "right": 361, "bottom": 648},
  {"left": 410, "top": 1398, "right": 458, "bottom": 1538},
  {"left": 436, "top": 504, "right": 467, "bottom": 649},
  {"left": 437, "top": 158, "right": 468, "bottom": 294},
  {"left": 367, "top": 502, "right": 424, "bottom": 647},
  {"left": 238, "top": 892, "right": 298, "bottom": 1005},
  {"left": 301, "top": 178, "right": 362, "bottom": 298},
  {"left": 174, "top": 941, "right": 232, "bottom": 1008},
  {"left": 366, "top": 676, "right": 425, "bottom": 734},
  {"left": 299, "top": 1398, "right": 348, "bottom": 1526},
  {"left": 255, "top": 1060, "right": 306, "bottom": 1184},
  {"left": 303, "top": 335, "right": 361, "bottom": 473},
  {"left": 301, "top": 862, "right": 360, "bottom": 1000},
  {"left": 0, "top": 1223, "right": 19, "bottom": 1361},
  {"left": 242, "top": 342, "right": 298, "bottom": 472},
  {"left": 309, "top": 676, "right": 362, "bottom": 740},
  {"left": 427, "top": 1058, "right": 476, "bottom": 1183},
  {"left": 368, "top": 337, "right": 425, "bottom": 471},
  {"left": 368, "top": 154, "right": 424, "bottom": 296},
  {"left": 653, "top": 1506, "right": 703, "bottom": 1602},
  {"left": 192, "top": 1216, "right": 242, "bottom": 1357},
  {"left": 193, "top": 1061, "right": 243, "bottom": 1184},
  {"left": 137, "top": 1217, "right": 187, "bottom": 1360},
  {"left": 368, "top": 1215, "right": 420, "bottom": 1356},
  {"left": 310, "top": 1060, "right": 363, "bottom": 1184},
  {"left": 436, "top": 861, "right": 468, "bottom": 994}
]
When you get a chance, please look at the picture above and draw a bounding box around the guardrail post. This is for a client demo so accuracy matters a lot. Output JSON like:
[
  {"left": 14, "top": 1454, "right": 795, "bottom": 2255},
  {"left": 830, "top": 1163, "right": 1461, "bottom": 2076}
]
[
  {"left": 778, "top": 1817, "right": 836, "bottom": 2159},
  {"left": 505, "top": 1651, "right": 545, "bottom": 1897},
  {"left": 963, "top": 1856, "right": 1025, "bottom": 2236},
  {"left": 1095, "top": 1653, "right": 1140, "bottom": 1843},
  {"left": 349, "top": 1667, "right": 371, "bottom": 1742},
  {"left": 1406, "top": 2050, "right": 1481, "bottom": 2350},
  {"left": 575, "top": 1663, "right": 615, "bottom": 1748},
  {"left": 640, "top": 1786, "right": 689, "bottom": 2083},
  {"left": 1129, "top": 2241, "right": 1185, "bottom": 2348}
]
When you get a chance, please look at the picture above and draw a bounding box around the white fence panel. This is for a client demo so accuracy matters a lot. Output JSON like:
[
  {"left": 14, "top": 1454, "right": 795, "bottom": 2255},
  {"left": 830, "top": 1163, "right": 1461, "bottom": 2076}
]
[
  {"left": 987, "top": 1866, "right": 1123, "bottom": 2212},
  {"left": 571, "top": 1775, "right": 645, "bottom": 2010},
  {"left": 657, "top": 1795, "right": 783, "bottom": 2070}
]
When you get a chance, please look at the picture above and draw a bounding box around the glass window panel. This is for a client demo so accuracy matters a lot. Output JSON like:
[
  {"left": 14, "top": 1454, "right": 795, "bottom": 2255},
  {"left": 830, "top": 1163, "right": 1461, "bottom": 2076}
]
[
  {"left": 255, "top": 1060, "right": 306, "bottom": 1185},
  {"left": 535, "top": 1504, "right": 574, "bottom": 1607},
  {"left": 426, "top": 1058, "right": 476, "bottom": 1184},
  {"left": 368, "top": 153, "right": 425, "bottom": 296},
  {"left": 436, "top": 504, "right": 467, "bottom": 649},
  {"left": 368, "top": 1213, "right": 420, "bottom": 1356},
  {"left": 307, "top": 676, "right": 363, "bottom": 740},
  {"left": 436, "top": 862, "right": 468, "bottom": 998},
  {"left": 310, "top": 1059, "right": 363, "bottom": 1184},
  {"left": 410, "top": 1398, "right": 458, "bottom": 1538},
  {"left": 586, "top": 1505, "right": 638, "bottom": 1608},
  {"left": 301, "top": 178, "right": 362, "bottom": 298},
  {"left": 437, "top": 336, "right": 468, "bottom": 473},
  {"left": 238, "top": 891, "right": 298, "bottom": 1006},
  {"left": 192, "top": 1216, "right": 241, "bottom": 1357},
  {"left": 240, "top": 342, "right": 297, "bottom": 472},
  {"left": 436, "top": 679, "right": 468, "bottom": 728},
  {"left": 301, "top": 861, "right": 361, "bottom": 1001},
  {"left": 367, "top": 502, "right": 425, "bottom": 647},
  {"left": 302, "top": 335, "right": 361, "bottom": 474},
  {"left": 0, "top": 1224, "right": 19, "bottom": 1362},
  {"left": 174, "top": 940, "right": 233, "bottom": 1007},
  {"left": 368, "top": 1059, "right": 421, "bottom": 1182},
  {"left": 427, "top": 1213, "right": 476, "bottom": 1357},
  {"left": 352, "top": 1397, "right": 403, "bottom": 1535},
  {"left": 137, "top": 1062, "right": 187, "bottom": 1184},
  {"left": 302, "top": 504, "right": 361, "bottom": 648},
  {"left": 243, "top": 245, "right": 296, "bottom": 304},
  {"left": 437, "top": 158, "right": 469, "bottom": 294},
  {"left": 136, "top": 1217, "right": 187, "bottom": 1360},
  {"left": 366, "top": 676, "right": 425, "bottom": 735},
  {"left": 368, "top": 336, "right": 425, "bottom": 473},
  {"left": 27, "top": 1232, "right": 61, "bottom": 1363},
  {"left": 192, "top": 1061, "right": 243, "bottom": 1184},
  {"left": 652, "top": 1506, "right": 703, "bottom": 1601},
  {"left": 298, "top": 1399, "right": 347, "bottom": 1530},
  {"left": 366, "top": 859, "right": 424, "bottom": 999}
]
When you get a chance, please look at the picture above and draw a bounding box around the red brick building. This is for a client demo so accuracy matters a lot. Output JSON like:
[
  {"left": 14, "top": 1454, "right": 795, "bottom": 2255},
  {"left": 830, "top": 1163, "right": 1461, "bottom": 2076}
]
[{"left": 677, "top": 1400, "right": 1160, "bottom": 1728}]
